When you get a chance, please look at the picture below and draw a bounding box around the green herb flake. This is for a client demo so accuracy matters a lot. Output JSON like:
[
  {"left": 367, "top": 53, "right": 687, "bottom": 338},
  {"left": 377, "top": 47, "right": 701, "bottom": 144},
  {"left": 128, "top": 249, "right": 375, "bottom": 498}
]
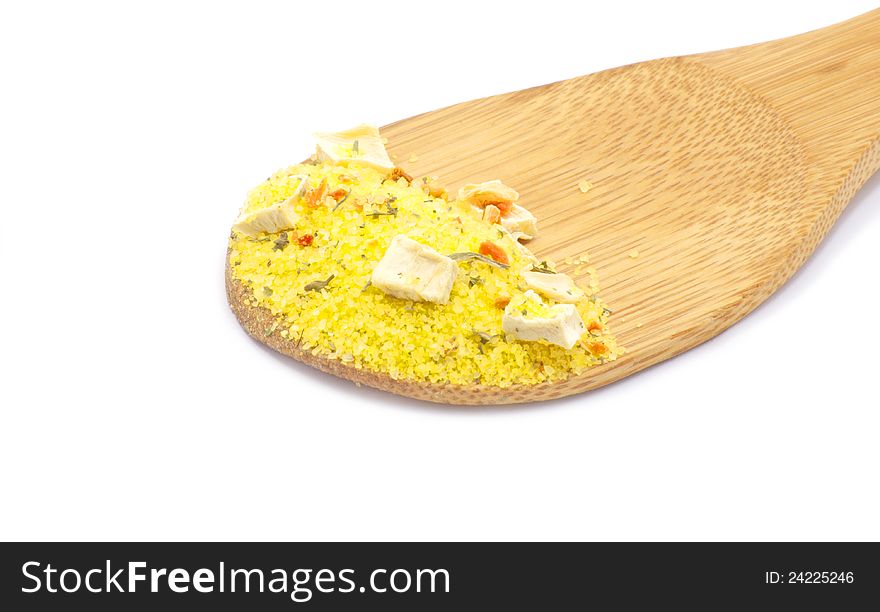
[
  {"left": 366, "top": 206, "right": 398, "bottom": 217},
  {"left": 530, "top": 261, "right": 557, "bottom": 274},
  {"left": 273, "top": 232, "right": 289, "bottom": 251},
  {"left": 448, "top": 252, "right": 510, "bottom": 270},
  {"left": 304, "top": 274, "right": 335, "bottom": 292}
]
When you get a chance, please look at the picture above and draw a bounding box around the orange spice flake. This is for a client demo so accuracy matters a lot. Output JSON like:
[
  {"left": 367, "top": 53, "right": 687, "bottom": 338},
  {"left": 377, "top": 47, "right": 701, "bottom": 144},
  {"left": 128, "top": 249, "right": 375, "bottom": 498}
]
[{"left": 478, "top": 241, "right": 509, "bottom": 266}]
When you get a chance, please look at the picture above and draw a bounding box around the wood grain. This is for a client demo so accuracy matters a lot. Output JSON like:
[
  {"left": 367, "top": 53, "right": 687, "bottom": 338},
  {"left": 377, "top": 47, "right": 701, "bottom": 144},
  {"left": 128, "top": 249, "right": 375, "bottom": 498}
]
[{"left": 228, "top": 10, "right": 880, "bottom": 404}]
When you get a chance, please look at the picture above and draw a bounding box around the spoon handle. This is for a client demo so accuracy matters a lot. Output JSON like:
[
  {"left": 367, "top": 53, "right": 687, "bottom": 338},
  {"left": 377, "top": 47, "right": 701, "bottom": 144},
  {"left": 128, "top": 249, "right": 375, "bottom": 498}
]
[{"left": 696, "top": 9, "right": 880, "bottom": 193}]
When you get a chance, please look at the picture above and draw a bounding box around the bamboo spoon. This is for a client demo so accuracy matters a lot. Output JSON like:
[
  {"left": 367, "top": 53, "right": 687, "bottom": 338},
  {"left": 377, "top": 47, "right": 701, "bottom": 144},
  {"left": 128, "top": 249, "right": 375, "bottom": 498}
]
[{"left": 228, "top": 10, "right": 880, "bottom": 404}]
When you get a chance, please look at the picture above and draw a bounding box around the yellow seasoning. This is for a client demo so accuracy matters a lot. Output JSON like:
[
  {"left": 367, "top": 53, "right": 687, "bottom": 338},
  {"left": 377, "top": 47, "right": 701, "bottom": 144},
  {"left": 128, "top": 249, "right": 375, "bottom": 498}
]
[{"left": 228, "top": 131, "right": 623, "bottom": 387}]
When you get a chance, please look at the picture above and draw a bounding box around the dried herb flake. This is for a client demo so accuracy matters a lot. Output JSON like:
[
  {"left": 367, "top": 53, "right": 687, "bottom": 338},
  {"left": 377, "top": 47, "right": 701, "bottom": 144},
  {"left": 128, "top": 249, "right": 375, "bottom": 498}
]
[
  {"left": 273, "top": 232, "right": 289, "bottom": 251},
  {"left": 472, "top": 329, "right": 499, "bottom": 344},
  {"left": 304, "top": 274, "right": 335, "bottom": 292},
  {"left": 530, "top": 261, "right": 556, "bottom": 274},
  {"left": 448, "top": 252, "right": 510, "bottom": 270}
]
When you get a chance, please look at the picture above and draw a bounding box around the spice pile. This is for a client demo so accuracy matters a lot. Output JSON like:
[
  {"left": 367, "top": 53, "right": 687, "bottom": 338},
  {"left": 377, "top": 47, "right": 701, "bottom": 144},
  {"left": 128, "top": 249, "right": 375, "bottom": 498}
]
[{"left": 228, "top": 125, "right": 621, "bottom": 387}]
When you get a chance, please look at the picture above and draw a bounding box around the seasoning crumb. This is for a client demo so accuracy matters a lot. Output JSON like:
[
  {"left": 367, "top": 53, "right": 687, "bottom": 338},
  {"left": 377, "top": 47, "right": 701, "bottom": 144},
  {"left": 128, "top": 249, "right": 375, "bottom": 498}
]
[
  {"left": 408, "top": 154, "right": 419, "bottom": 162},
  {"left": 628, "top": 249, "right": 640, "bottom": 259},
  {"left": 578, "top": 180, "right": 593, "bottom": 193},
  {"left": 635, "top": 322, "right": 643, "bottom": 328},
  {"left": 494, "top": 296, "right": 511, "bottom": 309}
]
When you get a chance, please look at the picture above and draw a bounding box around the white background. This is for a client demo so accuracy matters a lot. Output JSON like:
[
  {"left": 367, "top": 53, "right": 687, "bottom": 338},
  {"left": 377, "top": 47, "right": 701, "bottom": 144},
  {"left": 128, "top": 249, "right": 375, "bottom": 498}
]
[{"left": 1, "top": 0, "right": 878, "bottom": 541}]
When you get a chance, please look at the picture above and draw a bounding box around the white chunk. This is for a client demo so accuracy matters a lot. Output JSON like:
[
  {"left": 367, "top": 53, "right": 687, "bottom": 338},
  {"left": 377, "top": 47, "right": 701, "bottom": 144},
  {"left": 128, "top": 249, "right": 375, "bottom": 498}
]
[
  {"left": 502, "top": 290, "right": 585, "bottom": 349},
  {"left": 313, "top": 124, "right": 394, "bottom": 171},
  {"left": 522, "top": 270, "right": 584, "bottom": 303},
  {"left": 500, "top": 203, "right": 538, "bottom": 241},
  {"left": 457, "top": 179, "right": 519, "bottom": 205},
  {"left": 458, "top": 179, "right": 537, "bottom": 241},
  {"left": 233, "top": 174, "right": 308, "bottom": 237},
  {"left": 371, "top": 235, "right": 458, "bottom": 304}
]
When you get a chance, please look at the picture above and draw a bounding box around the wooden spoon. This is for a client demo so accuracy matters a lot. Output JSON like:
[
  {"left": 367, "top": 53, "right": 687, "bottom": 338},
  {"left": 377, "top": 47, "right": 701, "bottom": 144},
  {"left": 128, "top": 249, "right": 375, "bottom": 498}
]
[{"left": 228, "top": 10, "right": 879, "bottom": 404}]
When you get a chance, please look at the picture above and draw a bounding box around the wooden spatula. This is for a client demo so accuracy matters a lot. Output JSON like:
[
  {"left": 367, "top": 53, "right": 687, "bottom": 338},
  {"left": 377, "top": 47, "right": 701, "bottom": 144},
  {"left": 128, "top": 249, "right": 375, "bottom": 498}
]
[
  {"left": 229, "top": 10, "right": 879, "bottom": 404},
  {"left": 377, "top": 9, "right": 880, "bottom": 403}
]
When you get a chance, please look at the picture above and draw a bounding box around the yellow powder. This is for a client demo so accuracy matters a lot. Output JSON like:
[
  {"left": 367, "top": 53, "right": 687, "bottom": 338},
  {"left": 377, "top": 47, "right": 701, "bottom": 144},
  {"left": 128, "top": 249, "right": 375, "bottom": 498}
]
[{"left": 229, "top": 161, "right": 622, "bottom": 387}]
